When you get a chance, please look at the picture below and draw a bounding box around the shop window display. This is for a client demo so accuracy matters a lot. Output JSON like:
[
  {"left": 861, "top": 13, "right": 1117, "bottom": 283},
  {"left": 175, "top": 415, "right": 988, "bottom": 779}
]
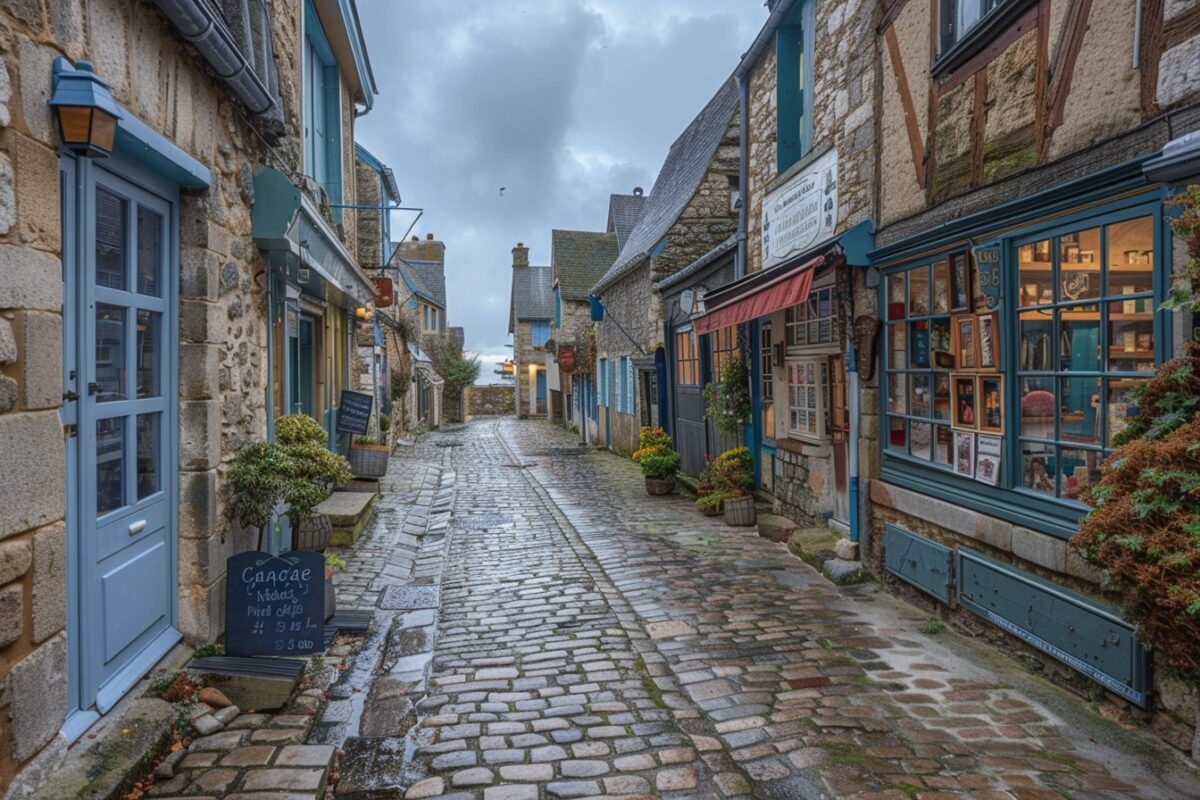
[{"left": 883, "top": 209, "right": 1158, "bottom": 508}]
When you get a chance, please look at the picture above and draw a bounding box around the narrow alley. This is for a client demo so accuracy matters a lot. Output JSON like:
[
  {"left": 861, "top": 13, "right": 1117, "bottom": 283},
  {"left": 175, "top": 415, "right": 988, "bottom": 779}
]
[{"left": 314, "top": 419, "right": 1195, "bottom": 800}]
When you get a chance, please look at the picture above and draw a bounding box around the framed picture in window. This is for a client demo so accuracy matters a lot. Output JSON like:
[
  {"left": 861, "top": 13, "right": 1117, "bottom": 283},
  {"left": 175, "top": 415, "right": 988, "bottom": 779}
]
[
  {"left": 977, "top": 312, "right": 999, "bottom": 370},
  {"left": 952, "top": 375, "right": 977, "bottom": 430},
  {"left": 978, "top": 374, "right": 1003, "bottom": 433},
  {"left": 975, "top": 434, "right": 1002, "bottom": 486},
  {"left": 953, "top": 430, "right": 975, "bottom": 478},
  {"left": 953, "top": 315, "right": 977, "bottom": 370},
  {"left": 949, "top": 252, "right": 971, "bottom": 313}
]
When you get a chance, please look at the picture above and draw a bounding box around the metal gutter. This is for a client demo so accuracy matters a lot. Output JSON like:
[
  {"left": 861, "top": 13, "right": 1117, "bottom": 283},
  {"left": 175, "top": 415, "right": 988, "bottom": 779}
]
[{"left": 152, "top": 0, "right": 281, "bottom": 130}]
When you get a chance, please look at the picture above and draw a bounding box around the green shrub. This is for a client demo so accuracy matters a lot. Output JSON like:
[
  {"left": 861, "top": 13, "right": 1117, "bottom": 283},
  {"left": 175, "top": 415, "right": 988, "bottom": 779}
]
[
  {"left": 637, "top": 449, "right": 680, "bottom": 480},
  {"left": 704, "top": 353, "right": 751, "bottom": 436}
]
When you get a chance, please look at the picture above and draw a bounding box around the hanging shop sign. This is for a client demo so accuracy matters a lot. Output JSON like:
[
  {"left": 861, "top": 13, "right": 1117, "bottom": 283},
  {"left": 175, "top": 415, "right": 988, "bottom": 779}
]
[
  {"left": 558, "top": 345, "right": 577, "bottom": 374},
  {"left": 337, "top": 389, "right": 373, "bottom": 435},
  {"left": 762, "top": 148, "right": 838, "bottom": 270},
  {"left": 372, "top": 277, "right": 394, "bottom": 307},
  {"left": 225, "top": 550, "right": 325, "bottom": 656}
]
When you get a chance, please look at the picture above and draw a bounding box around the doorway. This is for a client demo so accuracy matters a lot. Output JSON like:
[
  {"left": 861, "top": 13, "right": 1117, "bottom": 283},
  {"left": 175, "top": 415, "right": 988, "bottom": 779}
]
[{"left": 63, "top": 156, "right": 180, "bottom": 719}]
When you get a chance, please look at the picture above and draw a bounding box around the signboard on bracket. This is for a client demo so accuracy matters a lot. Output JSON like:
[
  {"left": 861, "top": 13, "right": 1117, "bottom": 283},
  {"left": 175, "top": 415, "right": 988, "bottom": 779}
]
[{"left": 762, "top": 149, "right": 838, "bottom": 270}]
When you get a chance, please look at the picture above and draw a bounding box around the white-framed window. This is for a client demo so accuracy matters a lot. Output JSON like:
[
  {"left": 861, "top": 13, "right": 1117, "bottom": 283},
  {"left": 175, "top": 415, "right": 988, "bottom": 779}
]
[
  {"left": 786, "top": 357, "right": 826, "bottom": 440},
  {"left": 785, "top": 285, "right": 838, "bottom": 348}
]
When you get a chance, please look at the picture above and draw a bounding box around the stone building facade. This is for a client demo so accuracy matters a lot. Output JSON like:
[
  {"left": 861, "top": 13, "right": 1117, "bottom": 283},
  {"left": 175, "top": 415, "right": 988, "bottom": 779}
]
[
  {"left": 509, "top": 243, "right": 552, "bottom": 419},
  {"left": 735, "top": 0, "right": 879, "bottom": 526},
  {"left": 592, "top": 79, "right": 740, "bottom": 455},
  {"left": 869, "top": 0, "right": 1200, "bottom": 753},
  {"left": 0, "top": 0, "right": 378, "bottom": 789}
]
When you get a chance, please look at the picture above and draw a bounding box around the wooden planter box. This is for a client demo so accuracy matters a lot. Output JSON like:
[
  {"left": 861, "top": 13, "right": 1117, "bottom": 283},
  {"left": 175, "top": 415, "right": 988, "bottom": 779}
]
[
  {"left": 645, "top": 476, "right": 675, "bottom": 496},
  {"left": 349, "top": 443, "right": 390, "bottom": 479},
  {"left": 293, "top": 513, "right": 332, "bottom": 551},
  {"left": 723, "top": 495, "right": 756, "bottom": 527}
]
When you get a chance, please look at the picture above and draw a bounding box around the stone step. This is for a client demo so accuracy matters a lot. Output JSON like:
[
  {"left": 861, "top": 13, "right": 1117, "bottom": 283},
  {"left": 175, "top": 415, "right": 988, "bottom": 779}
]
[
  {"left": 786, "top": 527, "right": 869, "bottom": 586},
  {"left": 334, "top": 736, "right": 410, "bottom": 798},
  {"left": 317, "top": 491, "right": 378, "bottom": 546},
  {"left": 757, "top": 513, "right": 799, "bottom": 543}
]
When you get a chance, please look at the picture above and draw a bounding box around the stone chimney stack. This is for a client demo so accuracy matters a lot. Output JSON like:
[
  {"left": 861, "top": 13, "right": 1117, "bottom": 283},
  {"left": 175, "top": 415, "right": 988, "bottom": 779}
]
[
  {"left": 398, "top": 232, "right": 445, "bottom": 264},
  {"left": 512, "top": 242, "right": 529, "bottom": 268}
]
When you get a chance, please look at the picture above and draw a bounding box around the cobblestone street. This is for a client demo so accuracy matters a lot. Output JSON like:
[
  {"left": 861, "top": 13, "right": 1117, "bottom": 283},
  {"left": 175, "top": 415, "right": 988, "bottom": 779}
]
[{"left": 371, "top": 419, "right": 1197, "bottom": 800}]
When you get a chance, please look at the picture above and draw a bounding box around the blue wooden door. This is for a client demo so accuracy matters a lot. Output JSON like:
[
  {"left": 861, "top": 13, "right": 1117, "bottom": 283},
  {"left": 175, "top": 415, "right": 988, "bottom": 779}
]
[
  {"left": 76, "top": 164, "right": 178, "bottom": 713},
  {"left": 536, "top": 370, "right": 547, "bottom": 415}
]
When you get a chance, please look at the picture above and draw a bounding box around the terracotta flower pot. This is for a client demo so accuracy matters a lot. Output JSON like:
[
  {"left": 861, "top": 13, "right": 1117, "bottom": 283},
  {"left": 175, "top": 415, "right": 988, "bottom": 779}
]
[
  {"left": 723, "top": 495, "right": 756, "bottom": 527},
  {"left": 645, "top": 476, "right": 675, "bottom": 496}
]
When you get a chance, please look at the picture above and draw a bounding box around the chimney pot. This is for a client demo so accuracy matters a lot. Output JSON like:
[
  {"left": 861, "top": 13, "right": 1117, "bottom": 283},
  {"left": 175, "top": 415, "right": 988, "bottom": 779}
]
[
  {"left": 512, "top": 242, "right": 530, "bottom": 268},
  {"left": 426, "top": 233, "right": 434, "bottom": 240},
  {"left": 633, "top": 186, "right": 644, "bottom": 197}
]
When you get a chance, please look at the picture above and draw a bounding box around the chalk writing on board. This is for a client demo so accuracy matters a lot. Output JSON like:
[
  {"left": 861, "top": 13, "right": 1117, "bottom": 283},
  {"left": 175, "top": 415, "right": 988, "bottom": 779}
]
[
  {"left": 225, "top": 550, "right": 324, "bottom": 657},
  {"left": 337, "top": 390, "right": 373, "bottom": 435}
]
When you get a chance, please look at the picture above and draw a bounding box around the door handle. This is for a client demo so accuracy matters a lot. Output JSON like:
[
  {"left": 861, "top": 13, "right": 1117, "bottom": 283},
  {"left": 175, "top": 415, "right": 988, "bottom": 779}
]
[
  {"left": 63, "top": 390, "right": 79, "bottom": 402},
  {"left": 128, "top": 520, "right": 147, "bottom": 536}
]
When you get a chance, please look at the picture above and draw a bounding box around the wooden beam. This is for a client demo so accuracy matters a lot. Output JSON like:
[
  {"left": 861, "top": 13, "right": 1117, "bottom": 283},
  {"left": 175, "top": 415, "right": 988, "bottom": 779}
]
[
  {"left": 878, "top": 0, "right": 915, "bottom": 33},
  {"left": 1141, "top": 0, "right": 1166, "bottom": 117},
  {"left": 1034, "top": 0, "right": 1050, "bottom": 159},
  {"left": 926, "top": 0, "right": 940, "bottom": 201},
  {"left": 1164, "top": 3, "right": 1200, "bottom": 51},
  {"left": 884, "top": 24, "right": 928, "bottom": 188},
  {"left": 970, "top": 70, "right": 988, "bottom": 186},
  {"left": 1042, "top": 0, "right": 1092, "bottom": 158}
]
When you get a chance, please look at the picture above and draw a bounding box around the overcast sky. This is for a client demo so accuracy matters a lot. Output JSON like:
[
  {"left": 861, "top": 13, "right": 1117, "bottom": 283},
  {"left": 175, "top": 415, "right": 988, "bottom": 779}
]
[{"left": 356, "top": 0, "right": 769, "bottom": 381}]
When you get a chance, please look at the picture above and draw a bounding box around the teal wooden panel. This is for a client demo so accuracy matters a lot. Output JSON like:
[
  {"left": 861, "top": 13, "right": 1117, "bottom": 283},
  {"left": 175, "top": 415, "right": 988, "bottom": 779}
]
[
  {"left": 883, "top": 525, "right": 953, "bottom": 604},
  {"left": 957, "top": 547, "right": 1150, "bottom": 707}
]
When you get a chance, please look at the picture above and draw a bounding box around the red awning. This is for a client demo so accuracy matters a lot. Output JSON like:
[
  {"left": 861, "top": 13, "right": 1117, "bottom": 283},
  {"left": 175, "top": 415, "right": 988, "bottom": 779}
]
[{"left": 694, "top": 255, "right": 822, "bottom": 335}]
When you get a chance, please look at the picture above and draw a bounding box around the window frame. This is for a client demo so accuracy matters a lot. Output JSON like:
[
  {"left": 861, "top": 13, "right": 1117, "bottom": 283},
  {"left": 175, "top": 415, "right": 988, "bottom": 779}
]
[
  {"left": 775, "top": 1, "right": 815, "bottom": 175},
  {"left": 302, "top": 0, "right": 343, "bottom": 218},
  {"left": 785, "top": 283, "right": 839, "bottom": 351},
  {"left": 675, "top": 328, "right": 700, "bottom": 387},
  {"left": 760, "top": 323, "right": 775, "bottom": 442},
  {"left": 878, "top": 196, "right": 1168, "bottom": 539},
  {"left": 933, "top": 0, "right": 1036, "bottom": 78},
  {"left": 530, "top": 319, "right": 550, "bottom": 348},
  {"left": 786, "top": 356, "right": 827, "bottom": 442}
]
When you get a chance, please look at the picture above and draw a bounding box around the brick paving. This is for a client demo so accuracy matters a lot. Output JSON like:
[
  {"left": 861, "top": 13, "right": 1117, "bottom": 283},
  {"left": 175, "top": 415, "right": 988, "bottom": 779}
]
[{"left": 401, "top": 419, "right": 1197, "bottom": 800}]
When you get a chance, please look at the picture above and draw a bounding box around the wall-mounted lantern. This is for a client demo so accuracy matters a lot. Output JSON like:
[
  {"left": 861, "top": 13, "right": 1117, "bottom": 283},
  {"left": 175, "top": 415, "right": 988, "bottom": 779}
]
[{"left": 49, "top": 58, "right": 122, "bottom": 158}]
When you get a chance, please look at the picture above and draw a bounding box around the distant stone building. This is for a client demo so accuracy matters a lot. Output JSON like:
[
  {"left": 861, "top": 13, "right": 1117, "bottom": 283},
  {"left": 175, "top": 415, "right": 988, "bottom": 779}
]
[
  {"left": 591, "top": 78, "right": 740, "bottom": 454},
  {"left": 508, "top": 244, "right": 553, "bottom": 418}
]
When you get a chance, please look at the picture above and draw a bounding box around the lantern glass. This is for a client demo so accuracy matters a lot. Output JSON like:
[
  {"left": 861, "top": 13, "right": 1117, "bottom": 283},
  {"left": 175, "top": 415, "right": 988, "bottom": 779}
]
[
  {"left": 89, "top": 108, "right": 118, "bottom": 154},
  {"left": 56, "top": 105, "right": 92, "bottom": 145}
]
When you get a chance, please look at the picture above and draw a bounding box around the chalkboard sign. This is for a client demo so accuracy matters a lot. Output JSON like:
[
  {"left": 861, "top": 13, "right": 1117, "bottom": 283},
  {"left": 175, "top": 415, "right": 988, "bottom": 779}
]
[
  {"left": 336, "top": 390, "right": 373, "bottom": 435},
  {"left": 972, "top": 241, "right": 1002, "bottom": 310},
  {"left": 225, "top": 551, "right": 324, "bottom": 657},
  {"left": 909, "top": 321, "right": 930, "bottom": 368}
]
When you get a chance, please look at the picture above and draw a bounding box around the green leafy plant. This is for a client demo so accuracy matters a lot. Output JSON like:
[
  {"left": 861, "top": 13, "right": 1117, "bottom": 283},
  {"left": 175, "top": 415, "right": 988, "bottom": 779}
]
[
  {"left": 193, "top": 642, "right": 224, "bottom": 659},
  {"left": 225, "top": 442, "right": 289, "bottom": 531},
  {"left": 1072, "top": 185, "right": 1200, "bottom": 690},
  {"left": 704, "top": 352, "right": 751, "bottom": 437},
  {"left": 391, "top": 369, "right": 409, "bottom": 399},
  {"left": 703, "top": 447, "right": 754, "bottom": 500},
  {"left": 920, "top": 618, "right": 947, "bottom": 635},
  {"left": 325, "top": 553, "right": 347, "bottom": 572},
  {"left": 353, "top": 435, "right": 376, "bottom": 445}
]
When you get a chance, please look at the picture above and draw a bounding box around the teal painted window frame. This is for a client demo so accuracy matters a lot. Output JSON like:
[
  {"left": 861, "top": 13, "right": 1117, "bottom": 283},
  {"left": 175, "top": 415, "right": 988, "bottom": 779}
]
[
  {"left": 303, "top": 0, "right": 343, "bottom": 220},
  {"left": 878, "top": 193, "right": 1171, "bottom": 540},
  {"left": 553, "top": 286, "right": 562, "bottom": 329},
  {"left": 775, "top": 1, "right": 814, "bottom": 175}
]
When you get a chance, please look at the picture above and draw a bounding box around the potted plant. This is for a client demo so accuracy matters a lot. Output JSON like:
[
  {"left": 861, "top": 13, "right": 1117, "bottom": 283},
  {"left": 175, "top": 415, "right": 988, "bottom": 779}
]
[
  {"left": 709, "top": 447, "right": 756, "bottom": 526},
  {"left": 632, "top": 426, "right": 680, "bottom": 495},
  {"left": 275, "top": 414, "right": 353, "bottom": 550},
  {"left": 225, "top": 442, "right": 289, "bottom": 551},
  {"left": 324, "top": 552, "right": 346, "bottom": 621},
  {"left": 348, "top": 433, "right": 390, "bottom": 479},
  {"left": 695, "top": 455, "right": 725, "bottom": 516}
]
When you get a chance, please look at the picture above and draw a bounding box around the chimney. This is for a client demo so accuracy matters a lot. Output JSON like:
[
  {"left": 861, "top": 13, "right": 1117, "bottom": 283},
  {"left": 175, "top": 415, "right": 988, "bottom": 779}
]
[
  {"left": 512, "top": 242, "right": 529, "bottom": 268},
  {"left": 633, "top": 186, "right": 644, "bottom": 197},
  {"left": 399, "top": 233, "right": 445, "bottom": 264}
]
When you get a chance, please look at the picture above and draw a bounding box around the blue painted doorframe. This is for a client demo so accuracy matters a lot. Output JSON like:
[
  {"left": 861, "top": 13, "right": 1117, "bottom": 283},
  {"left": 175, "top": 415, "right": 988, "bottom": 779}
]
[{"left": 62, "top": 152, "right": 182, "bottom": 730}]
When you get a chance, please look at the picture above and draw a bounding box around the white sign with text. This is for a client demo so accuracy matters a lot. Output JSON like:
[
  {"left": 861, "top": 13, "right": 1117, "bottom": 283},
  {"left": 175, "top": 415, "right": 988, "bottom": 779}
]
[{"left": 762, "top": 149, "right": 838, "bottom": 270}]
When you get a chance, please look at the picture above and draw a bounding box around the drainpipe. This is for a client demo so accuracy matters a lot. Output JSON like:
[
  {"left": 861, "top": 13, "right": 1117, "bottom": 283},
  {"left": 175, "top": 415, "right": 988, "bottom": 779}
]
[
  {"left": 847, "top": 280, "right": 861, "bottom": 544},
  {"left": 152, "top": 0, "right": 277, "bottom": 117},
  {"left": 736, "top": 74, "right": 750, "bottom": 280}
]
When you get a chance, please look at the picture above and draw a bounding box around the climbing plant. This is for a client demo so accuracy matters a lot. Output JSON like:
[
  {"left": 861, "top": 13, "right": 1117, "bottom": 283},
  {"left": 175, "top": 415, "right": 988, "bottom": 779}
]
[{"left": 704, "top": 352, "right": 751, "bottom": 437}]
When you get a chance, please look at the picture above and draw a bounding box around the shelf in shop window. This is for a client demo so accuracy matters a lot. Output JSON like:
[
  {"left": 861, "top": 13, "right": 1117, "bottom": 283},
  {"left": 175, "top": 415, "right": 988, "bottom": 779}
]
[{"left": 1018, "top": 262, "right": 1153, "bottom": 273}]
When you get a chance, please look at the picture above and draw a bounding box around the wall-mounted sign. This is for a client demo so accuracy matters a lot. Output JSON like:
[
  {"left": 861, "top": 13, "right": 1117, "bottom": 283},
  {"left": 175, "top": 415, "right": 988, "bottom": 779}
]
[
  {"left": 337, "top": 390, "right": 373, "bottom": 435},
  {"left": 372, "top": 277, "right": 394, "bottom": 307},
  {"left": 971, "top": 242, "right": 1002, "bottom": 310},
  {"left": 762, "top": 149, "right": 838, "bottom": 270},
  {"left": 558, "top": 345, "right": 576, "bottom": 374},
  {"left": 225, "top": 550, "right": 324, "bottom": 657}
]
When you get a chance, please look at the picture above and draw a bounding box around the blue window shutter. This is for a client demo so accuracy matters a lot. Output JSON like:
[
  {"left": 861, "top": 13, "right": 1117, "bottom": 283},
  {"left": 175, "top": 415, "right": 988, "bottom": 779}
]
[
  {"left": 776, "top": 23, "right": 804, "bottom": 173},
  {"left": 322, "top": 63, "right": 342, "bottom": 221}
]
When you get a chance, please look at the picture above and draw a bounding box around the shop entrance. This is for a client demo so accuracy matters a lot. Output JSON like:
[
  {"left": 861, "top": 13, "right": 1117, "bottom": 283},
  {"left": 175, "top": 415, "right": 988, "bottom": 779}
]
[
  {"left": 289, "top": 313, "right": 317, "bottom": 416},
  {"left": 63, "top": 156, "right": 180, "bottom": 720}
]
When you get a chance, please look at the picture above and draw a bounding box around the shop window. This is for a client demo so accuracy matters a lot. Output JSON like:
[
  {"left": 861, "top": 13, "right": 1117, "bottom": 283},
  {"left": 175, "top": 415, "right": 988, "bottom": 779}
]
[
  {"left": 786, "top": 286, "right": 837, "bottom": 348},
  {"left": 787, "top": 358, "right": 826, "bottom": 440},
  {"left": 775, "top": 3, "right": 812, "bottom": 174},
  {"left": 761, "top": 324, "right": 775, "bottom": 439},
  {"left": 675, "top": 329, "right": 699, "bottom": 386},
  {"left": 531, "top": 320, "right": 550, "bottom": 348},
  {"left": 882, "top": 208, "right": 1158, "bottom": 510}
]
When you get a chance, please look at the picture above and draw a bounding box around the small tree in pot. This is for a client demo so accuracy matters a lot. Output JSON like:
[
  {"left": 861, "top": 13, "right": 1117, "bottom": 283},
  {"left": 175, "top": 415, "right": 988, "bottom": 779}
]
[
  {"left": 275, "top": 414, "right": 353, "bottom": 550},
  {"left": 632, "top": 426, "right": 680, "bottom": 495}
]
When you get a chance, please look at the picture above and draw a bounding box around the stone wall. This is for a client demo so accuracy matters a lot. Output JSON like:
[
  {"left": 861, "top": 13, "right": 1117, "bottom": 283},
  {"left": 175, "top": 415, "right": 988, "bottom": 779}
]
[
  {"left": 512, "top": 319, "right": 545, "bottom": 418},
  {"left": 355, "top": 156, "right": 384, "bottom": 269},
  {"left": 465, "top": 384, "right": 517, "bottom": 417},
  {"left": 0, "top": 0, "right": 369, "bottom": 786}
]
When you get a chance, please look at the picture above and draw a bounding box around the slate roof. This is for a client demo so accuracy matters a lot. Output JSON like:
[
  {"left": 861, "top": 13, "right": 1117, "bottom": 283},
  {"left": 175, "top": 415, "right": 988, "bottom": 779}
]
[
  {"left": 509, "top": 265, "right": 553, "bottom": 334},
  {"left": 449, "top": 326, "right": 465, "bottom": 350},
  {"left": 389, "top": 251, "right": 447, "bottom": 309},
  {"left": 606, "top": 193, "right": 646, "bottom": 250},
  {"left": 551, "top": 230, "right": 620, "bottom": 301},
  {"left": 593, "top": 77, "right": 738, "bottom": 294}
]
